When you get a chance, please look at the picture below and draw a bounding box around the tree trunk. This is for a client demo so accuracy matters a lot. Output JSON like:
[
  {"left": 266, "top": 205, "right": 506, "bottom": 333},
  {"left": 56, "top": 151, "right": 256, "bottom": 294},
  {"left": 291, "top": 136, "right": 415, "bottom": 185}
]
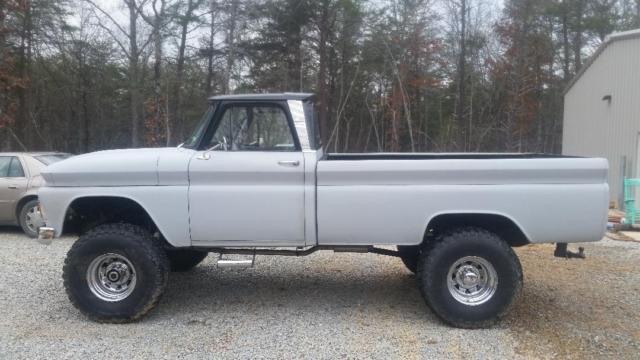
[
  {"left": 562, "top": 8, "right": 570, "bottom": 82},
  {"left": 205, "top": 0, "right": 217, "bottom": 96},
  {"left": 171, "top": 0, "right": 195, "bottom": 145},
  {"left": 316, "top": 0, "right": 330, "bottom": 146},
  {"left": 0, "top": 2, "right": 9, "bottom": 150},
  {"left": 223, "top": 0, "right": 238, "bottom": 94},
  {"left": 79, "top": 43, "right": 90, "bottom": 153},
  {"left": 15, "top": 0, "right": 33, "bottom": 150},
  {"left": 139, "top": 0, "right": 167, "bottom": 146},
  {"left": 152, "top": 2, "right": 166, "bottom": 145},
  {"left": 573, "top": 0, "right": 584, "bottom": 72},
  {"left": 127, "top": 0, "right": 140, "bottom": 147},
  {"left": 455, "top": 0, "right": 467, "bottom": 152}
]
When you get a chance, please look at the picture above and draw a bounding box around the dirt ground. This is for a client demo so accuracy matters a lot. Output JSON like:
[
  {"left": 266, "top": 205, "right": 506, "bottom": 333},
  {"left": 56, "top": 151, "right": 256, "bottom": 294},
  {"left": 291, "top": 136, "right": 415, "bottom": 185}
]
[{"left": 0, "top": 228, "right": 638, "bottom": 359}]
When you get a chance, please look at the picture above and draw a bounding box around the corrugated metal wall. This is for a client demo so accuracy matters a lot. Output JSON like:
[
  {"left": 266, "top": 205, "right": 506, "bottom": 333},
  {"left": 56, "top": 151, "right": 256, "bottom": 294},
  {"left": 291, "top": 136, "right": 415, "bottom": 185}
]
[{"left": 563, "top": 37, "right": 640, "bottom": 207}]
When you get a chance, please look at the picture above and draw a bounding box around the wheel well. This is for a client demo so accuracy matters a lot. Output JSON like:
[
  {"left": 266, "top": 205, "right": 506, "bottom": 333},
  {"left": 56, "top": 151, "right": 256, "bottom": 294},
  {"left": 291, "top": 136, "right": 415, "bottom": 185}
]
[
  {"left": 425, "top": 213, "right": 530, "bottom": 247},
  {"left": 64, "top": 196, "right": 160, "bottom": 237},
  {"left": 15, "top": 195, "right": 38, "bottom": 222}
]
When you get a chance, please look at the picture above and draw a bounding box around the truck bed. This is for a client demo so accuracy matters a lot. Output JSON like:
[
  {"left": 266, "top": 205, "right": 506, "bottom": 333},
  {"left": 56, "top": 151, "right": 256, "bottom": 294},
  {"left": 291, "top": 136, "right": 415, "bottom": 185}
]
[{"left": 315, "top": 155, "right": 609, "bottom": 247}]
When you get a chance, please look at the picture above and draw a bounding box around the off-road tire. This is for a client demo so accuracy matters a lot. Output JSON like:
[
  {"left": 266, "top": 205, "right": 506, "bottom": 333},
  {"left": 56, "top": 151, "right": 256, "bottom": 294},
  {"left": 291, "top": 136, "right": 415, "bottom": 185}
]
[
  {"left": 166, "top": 249, "right": 208, "bottom": 272},
  {"left": 18, "top": 199, "right": 40, "bottom": 238},
  {"left": 416, "top": 227, "right": 522, "bottom": 328},
  {"left": 63, "top": 223, "right": 170, "bottom": 323},
  {"left": 397, "top": 245, "right": 420, "bottom": 274}
]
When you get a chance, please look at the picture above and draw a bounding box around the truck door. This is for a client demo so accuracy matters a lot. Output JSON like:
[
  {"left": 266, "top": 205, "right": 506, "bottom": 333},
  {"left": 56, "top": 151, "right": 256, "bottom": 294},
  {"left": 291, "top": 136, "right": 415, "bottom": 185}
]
[{"left": 188, "top": 102, "right": 305, "bottom": 246}]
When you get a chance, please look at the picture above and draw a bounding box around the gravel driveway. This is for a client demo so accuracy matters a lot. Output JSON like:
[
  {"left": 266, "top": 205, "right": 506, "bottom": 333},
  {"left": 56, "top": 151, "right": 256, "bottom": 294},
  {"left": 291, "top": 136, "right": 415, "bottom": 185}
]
[{"left": 0, "top": 227, "right": 638, "bottom": 359}]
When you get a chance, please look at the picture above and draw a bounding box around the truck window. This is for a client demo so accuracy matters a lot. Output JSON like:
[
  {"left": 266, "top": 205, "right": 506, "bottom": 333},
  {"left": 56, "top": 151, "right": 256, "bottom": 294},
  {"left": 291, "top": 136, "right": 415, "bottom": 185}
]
[{"left": 209, "top": 105, "right": 296, "bottom": 151}]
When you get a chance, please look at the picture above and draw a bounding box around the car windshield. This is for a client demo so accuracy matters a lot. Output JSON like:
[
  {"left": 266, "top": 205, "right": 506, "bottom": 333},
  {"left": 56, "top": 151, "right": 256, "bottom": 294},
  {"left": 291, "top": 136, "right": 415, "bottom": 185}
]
[
  {"left": 35, "top": 154, "right": 71, "bottom": 165},
  {"left": 182, "top": 106, "right": 215, "bottom": 149}
]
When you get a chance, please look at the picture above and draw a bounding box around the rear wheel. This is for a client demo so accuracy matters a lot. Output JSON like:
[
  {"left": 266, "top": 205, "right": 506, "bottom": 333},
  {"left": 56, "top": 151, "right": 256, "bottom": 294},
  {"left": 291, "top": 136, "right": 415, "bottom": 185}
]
[
  {"left": 63, "top": 223, "right": 169, "bottom": 323},
  {"left": 19, "top": 199, "right": 43, "bottom": 238},
  {"left": 166, "top": 249, "right": 208, "bottom": 272},
  {"left": 416, "top": 227, "right": 522, "bottom": 328}
]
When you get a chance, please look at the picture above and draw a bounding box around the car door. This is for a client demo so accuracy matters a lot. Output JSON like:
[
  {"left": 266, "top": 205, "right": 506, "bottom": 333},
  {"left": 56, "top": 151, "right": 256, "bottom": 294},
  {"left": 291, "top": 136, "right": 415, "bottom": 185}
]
[
  {"left": 0, "top": 156, "right": 29, "bottom": 223},
  {"left": 188, "top": 102, "right": 306, "bottom": 246}
]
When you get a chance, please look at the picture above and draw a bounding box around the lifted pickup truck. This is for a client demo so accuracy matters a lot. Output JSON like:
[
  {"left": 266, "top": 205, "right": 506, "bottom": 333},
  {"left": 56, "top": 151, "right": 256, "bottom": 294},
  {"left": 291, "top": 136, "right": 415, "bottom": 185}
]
[{"left": 37, "top": 93, "right": 609, "bottom": 328}]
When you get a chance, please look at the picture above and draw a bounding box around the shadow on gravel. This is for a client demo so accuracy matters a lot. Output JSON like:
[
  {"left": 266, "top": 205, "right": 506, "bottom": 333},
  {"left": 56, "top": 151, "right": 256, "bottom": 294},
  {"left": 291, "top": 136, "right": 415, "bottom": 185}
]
[
  {"left": 0, "top": 226, "right": 24, "bottom": 235},
  {"left": 158, "top": 262, "right": 434, "bottom": 323}
]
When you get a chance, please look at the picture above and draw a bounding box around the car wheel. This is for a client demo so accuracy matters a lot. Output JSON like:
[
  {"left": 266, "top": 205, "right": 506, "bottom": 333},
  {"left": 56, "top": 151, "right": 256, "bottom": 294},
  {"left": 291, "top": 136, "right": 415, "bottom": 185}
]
[
  {"left": 416, "top": 227, "right": 522, "bottom": 328},
  {"left": 63, "top": 223, "right": 170, "bottom": 323},
  {"left": 19, "top": 199, "right": 44, "bottom": 238}
]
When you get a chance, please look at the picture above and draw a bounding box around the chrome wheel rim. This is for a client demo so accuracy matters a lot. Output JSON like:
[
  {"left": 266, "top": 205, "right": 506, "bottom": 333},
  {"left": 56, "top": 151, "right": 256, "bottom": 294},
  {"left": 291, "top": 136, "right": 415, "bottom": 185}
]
[
  {"left": 447, "top": 256, "right": 498, "bottom": 306},
  {"left": 25, "top": 205, "right": 45, "bottom": 233},
  {"left": 87, "top": 253, "right": 137, "bottom": 302}
]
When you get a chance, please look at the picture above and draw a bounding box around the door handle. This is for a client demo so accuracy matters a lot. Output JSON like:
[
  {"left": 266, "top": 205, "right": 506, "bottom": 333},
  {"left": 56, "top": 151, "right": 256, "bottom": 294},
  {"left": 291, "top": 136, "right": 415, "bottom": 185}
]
[
  {"left": 196, "top": 152, "right": 211, "bottom": 160},
  {"left": 8, "top": 185, "right": 18, "bottom": 189},
  {"left": 278, "top": 160, "right": 300, "bottom": 167}
]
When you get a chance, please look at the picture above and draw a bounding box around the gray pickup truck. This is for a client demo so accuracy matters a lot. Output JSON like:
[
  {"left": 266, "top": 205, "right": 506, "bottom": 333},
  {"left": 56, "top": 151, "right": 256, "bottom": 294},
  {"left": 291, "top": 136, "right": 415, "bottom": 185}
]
[{"left": 37, "top": 93, "right": 609, "bottom": 328}]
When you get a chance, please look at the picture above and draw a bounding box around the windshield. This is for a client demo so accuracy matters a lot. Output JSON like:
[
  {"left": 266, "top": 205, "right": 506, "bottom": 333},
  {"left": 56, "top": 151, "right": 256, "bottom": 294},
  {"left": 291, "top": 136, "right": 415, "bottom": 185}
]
[
  {"left": 35, "top": 154, "right": 71, "bottom": 165},
  {"left": 182, "top": 105, "right": 215, "bottom": 149}
]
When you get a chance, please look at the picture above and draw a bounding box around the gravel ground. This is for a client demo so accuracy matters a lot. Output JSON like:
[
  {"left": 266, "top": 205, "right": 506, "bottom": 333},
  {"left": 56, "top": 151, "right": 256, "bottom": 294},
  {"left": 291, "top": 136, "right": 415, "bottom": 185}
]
[{"left": 0, "top": 227, "right": 639, "bottom": 359}]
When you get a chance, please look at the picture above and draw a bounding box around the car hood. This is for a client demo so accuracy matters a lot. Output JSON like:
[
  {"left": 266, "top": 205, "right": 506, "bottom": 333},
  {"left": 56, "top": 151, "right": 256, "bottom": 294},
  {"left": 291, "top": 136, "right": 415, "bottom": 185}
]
[{"left": 41, "top": 147, "right": 196, "bottom": 187}]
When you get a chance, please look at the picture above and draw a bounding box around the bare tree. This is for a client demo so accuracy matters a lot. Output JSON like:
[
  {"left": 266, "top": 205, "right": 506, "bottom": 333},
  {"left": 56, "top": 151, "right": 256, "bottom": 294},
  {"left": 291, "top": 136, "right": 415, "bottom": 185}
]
[
  {"left": 137, "top": 0, "right": 169, "bottom": 145},
  {"left": 205, "top": 0, "right": 218, "bottom": 96},
  {"left": 169, "top": 0, "right": 204, "bottom": 144},
  {"left": 84, "top": 0, "right": 153, "bottom": 146},
  {"left": 314, "top": 0, "right": 339, "bottom": 146},
  {"left": 222, "top": 0, "right": 239, "bottom": 94},
  {"left": 572, "top": 0, "right": 585, "bottom": 71},
  {"left": 452, "top": 0, "right": 468, "bottom": 151}
]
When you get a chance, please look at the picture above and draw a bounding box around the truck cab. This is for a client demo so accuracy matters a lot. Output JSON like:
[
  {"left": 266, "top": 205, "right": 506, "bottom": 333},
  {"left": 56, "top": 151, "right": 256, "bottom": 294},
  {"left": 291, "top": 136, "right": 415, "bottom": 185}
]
[{"left": 183, "top": 93, "right": 320, "bottom": 247}]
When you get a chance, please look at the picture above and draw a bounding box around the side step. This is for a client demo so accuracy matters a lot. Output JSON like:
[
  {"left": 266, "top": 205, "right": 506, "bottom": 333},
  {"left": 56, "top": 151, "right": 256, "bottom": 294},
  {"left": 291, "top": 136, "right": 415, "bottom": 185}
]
[{"left": 217, "top": 253, "right": 255, "bottom": 269}]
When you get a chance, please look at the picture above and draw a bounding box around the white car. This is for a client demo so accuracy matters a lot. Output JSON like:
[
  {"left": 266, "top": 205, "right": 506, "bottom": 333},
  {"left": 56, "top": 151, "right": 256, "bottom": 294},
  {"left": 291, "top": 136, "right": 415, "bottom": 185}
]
[{"left": 37, "top": 93, "right": 608, "bottom": 328}]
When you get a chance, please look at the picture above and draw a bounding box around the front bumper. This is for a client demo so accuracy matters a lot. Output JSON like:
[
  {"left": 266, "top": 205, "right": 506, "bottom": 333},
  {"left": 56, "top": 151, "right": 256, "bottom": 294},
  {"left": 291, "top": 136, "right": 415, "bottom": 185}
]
[{"left": 37, "top": 227, "right": 55, "bottom": 245}]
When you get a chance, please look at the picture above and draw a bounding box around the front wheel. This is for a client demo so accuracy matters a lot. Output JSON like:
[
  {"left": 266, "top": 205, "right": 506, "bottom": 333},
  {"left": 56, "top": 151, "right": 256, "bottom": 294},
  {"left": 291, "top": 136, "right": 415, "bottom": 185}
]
[
  {"left": 63, "top": 223, "right": 170, "bottom": 323},
  {"left": 417, "top": 227, "right": 522, "bottom": 328}
]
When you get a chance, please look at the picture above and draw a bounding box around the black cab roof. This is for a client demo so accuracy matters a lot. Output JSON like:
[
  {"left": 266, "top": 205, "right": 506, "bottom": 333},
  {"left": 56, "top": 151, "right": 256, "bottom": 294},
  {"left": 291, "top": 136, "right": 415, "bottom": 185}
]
[{"left": 208, "top": 93, "right": 314, "bottom": 102}]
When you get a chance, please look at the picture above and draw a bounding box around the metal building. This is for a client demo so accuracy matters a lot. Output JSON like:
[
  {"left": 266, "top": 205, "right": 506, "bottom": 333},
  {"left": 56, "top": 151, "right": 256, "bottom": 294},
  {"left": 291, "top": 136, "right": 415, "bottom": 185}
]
[{"left": 563, "top": 29, "right": 640, "bottom": 207}]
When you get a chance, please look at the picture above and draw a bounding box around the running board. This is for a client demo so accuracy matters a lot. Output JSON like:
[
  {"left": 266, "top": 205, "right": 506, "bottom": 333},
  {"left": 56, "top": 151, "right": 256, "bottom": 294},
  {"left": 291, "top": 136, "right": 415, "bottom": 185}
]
[
  {"left": 217, "top": 253, "right": 255, "bottom": 268},
  {"left": 205, "top": 246, "right": 402, "bottom": 258}
]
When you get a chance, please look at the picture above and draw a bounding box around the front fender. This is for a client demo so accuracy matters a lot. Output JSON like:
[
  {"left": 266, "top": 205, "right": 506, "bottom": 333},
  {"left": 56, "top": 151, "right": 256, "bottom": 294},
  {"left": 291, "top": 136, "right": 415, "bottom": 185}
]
[{"left": 38, "top": 186, "right": 191, "bottom": 247}]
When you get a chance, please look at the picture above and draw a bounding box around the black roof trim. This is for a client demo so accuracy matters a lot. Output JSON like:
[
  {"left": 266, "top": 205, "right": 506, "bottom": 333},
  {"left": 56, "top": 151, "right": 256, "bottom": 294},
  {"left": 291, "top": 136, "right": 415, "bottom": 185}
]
[
  {"left": 325, "top": 152, "right": 578, "bottom": 161},
  {"left": 208, "top": 92, "right": 314, "bottom": 102}
]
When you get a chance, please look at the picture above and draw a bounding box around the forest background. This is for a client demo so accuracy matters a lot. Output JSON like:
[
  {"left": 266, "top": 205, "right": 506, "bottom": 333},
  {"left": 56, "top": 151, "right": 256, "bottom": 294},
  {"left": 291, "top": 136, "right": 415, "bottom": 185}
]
[{"left": 1, "top": 0, "right": 639, "bottom": 153}]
